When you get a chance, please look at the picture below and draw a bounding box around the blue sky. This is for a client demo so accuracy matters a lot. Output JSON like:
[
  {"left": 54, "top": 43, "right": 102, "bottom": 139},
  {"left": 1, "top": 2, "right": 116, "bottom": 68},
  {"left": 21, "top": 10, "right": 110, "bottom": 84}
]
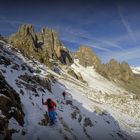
[{"left": 0, "top": 0, "right": 140, "bottom": 66}]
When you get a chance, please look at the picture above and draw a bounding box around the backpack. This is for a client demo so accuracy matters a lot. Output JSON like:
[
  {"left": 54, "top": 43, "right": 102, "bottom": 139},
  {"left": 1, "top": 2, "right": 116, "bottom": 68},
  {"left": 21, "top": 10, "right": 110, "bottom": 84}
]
[{"left": 47, "top": 99, "right": 53, "bottom": 109}]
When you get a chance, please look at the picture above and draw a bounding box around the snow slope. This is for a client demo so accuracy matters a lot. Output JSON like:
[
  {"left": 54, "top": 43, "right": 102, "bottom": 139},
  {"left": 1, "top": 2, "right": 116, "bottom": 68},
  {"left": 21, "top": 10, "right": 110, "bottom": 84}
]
[{"left": 0, "top": 42, "right": 140, "bottom": 140}]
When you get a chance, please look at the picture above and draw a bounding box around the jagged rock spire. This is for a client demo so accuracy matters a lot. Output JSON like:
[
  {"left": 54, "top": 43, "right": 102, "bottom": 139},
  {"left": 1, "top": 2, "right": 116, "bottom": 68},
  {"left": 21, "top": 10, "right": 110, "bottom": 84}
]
[
  {"left": 8, "top": 24, "right": 73, "bottom": 66},
  {"left": 73, "top": 45, "right": 101, "bottom": 68}
]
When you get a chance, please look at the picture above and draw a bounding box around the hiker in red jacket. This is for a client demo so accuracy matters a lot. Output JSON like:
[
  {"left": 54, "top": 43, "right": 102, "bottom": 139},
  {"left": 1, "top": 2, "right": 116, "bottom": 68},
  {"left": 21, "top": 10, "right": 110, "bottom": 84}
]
[{"left": 42, "top": 98, "right": 57, "bottom": 125}]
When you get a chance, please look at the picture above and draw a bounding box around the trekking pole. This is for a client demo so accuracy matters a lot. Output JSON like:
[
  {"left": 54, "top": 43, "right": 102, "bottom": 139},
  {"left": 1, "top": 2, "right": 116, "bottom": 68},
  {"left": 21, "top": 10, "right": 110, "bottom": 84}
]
[{"left": 42, "top": 93, "right": 44, "bottom": 104}]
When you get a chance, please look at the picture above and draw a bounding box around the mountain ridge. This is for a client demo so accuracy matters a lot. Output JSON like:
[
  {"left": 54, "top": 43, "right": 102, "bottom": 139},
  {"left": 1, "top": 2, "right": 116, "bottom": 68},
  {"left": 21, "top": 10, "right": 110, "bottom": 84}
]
[
  {"left": 0, "top": 25, "right": 140, "bottom": 139},
  {"left": 7, "top": 24, "right": 140, "bottom": 99}
]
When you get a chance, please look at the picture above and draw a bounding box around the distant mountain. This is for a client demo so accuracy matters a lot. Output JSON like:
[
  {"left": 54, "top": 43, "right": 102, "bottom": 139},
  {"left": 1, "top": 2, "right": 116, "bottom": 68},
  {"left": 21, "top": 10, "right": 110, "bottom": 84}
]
[
  {"left": 131, "top": 66, "right": 140, "bottom": 74},
  {"left": 72, "top": 45, "right": 101, "bottom": 68},
  {"left": 96, "top": 59, "right": 133, "bottom": 82}
]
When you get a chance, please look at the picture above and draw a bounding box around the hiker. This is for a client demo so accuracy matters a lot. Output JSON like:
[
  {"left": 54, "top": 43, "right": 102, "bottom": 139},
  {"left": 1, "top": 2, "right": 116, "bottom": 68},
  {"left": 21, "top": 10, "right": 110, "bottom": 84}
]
[
  {"left": 62, "top": 91, "right": 67, "bottom": 100},
  {"left": 42, "top": 98, "right": 57, "bottom": 125}
]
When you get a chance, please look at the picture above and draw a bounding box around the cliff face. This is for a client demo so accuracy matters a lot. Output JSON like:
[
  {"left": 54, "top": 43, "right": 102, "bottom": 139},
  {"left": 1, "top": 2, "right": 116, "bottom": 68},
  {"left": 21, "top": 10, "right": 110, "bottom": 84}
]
[
  {"left": 36, "top": 27, "right": 73, "bottom": 65},
  {"left": 8, "top": 24, "right": 73, "bottom": 66},
  {"left": 73, "top": 45, "right": 101, "bottom": 68}
]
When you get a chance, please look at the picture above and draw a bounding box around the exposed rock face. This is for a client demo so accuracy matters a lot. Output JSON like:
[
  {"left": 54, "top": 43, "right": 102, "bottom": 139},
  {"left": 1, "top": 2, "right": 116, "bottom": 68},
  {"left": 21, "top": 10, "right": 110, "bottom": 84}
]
[
  {"left": 0, "top": 55, "right": 11, "bottom": 66},
  {"left": 84, "top": 117, "right": 93, "bottom": 127},
  {"left": 36, "top": 28, "right": 62, "bottom": 60},
  {"left": 37, "top": 27, "right": 73, "bottom": 65},
  {"left": 0, "top": 72, "right": 24, "bottom": 139},
  {"left": 9, "top": 24, "right": 37, "bottom": 54},
  {"left": 9, "top": 24, "right": 50, "bottom": 66},
  {"left": 8, "top": 24, "right": 73, "bottom": 66},
  {"left": 96, "top": 59, "right": 140, "bottom": 99},
  {"left": 120, "top": 74, "right": 140, "bottom": 100},
  {"left": 18, "top": 73, "right": 52, "bottom": 92},
  {"left": 67, "top": 68, "right": 86, "bottom": 83},
  {"left": 97, "top": 59, "right": 133, "bottom": 82},
  {"left": 73, "top": 46, "right": 101, "bottom": 68}
]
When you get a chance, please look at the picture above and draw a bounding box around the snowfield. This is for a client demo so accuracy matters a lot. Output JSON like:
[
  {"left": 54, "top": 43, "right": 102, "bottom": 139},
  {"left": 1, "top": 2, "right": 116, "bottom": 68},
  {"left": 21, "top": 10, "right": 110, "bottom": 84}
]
[{"left": 0, "top": 42, "right": 140, "bottom": 140}]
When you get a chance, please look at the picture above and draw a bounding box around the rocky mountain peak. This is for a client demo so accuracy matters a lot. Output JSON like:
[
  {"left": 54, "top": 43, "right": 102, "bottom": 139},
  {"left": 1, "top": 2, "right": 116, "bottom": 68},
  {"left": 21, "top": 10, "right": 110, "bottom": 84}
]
[
  {"left": 40, "top": 27, "right": 53, "bottom": 35},
  {"left": 8, "top": 24, "right": 73, "bottom": 66},
  {"left": 78, "top": 45, "right": 93, "bottom": 52},
  {"left": 97, "top": 58, "right": 133, "bottom": 82},
  {"left": 73, "top": 46, "right": 133, "bottom": 82},
  {"left": 108, "top": 59, "right": 119, "bottom": 66},
  {"left": 41, "top": 27, "right": 46, "bottom": 34},
  {"left": 17, "top": 24, "right": 35, "bottom": 36},
  {"left": 74, "top": 45, "right": 101, "bottom": 68}
]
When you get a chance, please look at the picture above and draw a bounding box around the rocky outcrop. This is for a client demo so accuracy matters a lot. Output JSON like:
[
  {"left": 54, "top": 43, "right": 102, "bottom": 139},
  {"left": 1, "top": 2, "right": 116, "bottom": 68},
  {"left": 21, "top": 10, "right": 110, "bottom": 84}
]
[
  {"left": 18, "top": 73, "right": 52, "bottom": 92},
  {"left": 67, "top": 68, "right": 86, "bottom": 83},
  {"left": 119, "top": 74, "right": 140, "bottom": 100},
  {"left": 36, "top": 27, "right": 73, "bottom": 65},
  {"left": 96, "top": 59, "right": 140, "bottom": 98},
  {"left": 9, "top": 24, "right": 50, "bottom": 66},
  {"left": 0, "top": 72, "right": 24, "bottom": 139},
  {"left": 8, "top": 24, "right": 73, "bottom": 66},
  {"left": 0, "top": 55, "right": 11, "bottom": 66},
  {"left": 73, "top": 46, "right": 101, "bottom": 68},
  {"left": 97, "top": 59, "right": 133, "bottom": 82},
  {"left": 84, "top": 117, "right": 93, "bottom": 127}
]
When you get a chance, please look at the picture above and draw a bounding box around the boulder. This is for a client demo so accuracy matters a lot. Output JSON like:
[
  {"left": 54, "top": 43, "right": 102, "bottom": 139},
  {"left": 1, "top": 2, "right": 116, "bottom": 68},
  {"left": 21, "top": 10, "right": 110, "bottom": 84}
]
[
  {"left": 0, "top": 55, "right": 11, "bottom": 66},
  {"left": 66, "top": 100, "right": 73, "bottom": 105},
  {"left": 84, "top": 117, "right": 93, "bottom": 127},
  {"left": 67, "top": 68, "right": 85, "bottom": 82},
  {"left": 96, "top": 59, "right": 133, "bottom": 82}
]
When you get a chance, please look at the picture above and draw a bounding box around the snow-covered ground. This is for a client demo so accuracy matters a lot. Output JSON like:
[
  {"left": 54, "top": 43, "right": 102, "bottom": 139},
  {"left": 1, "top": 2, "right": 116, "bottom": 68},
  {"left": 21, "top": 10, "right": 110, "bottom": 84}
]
[
  {"left": 70, "top": 60, "right": 140, "bottom": 139},
  {"left": 71, "top": 59, "right": 127, "bottom": 95},
  {"left": 0, "top": 42, "right": 140, "bottom": 140}
]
